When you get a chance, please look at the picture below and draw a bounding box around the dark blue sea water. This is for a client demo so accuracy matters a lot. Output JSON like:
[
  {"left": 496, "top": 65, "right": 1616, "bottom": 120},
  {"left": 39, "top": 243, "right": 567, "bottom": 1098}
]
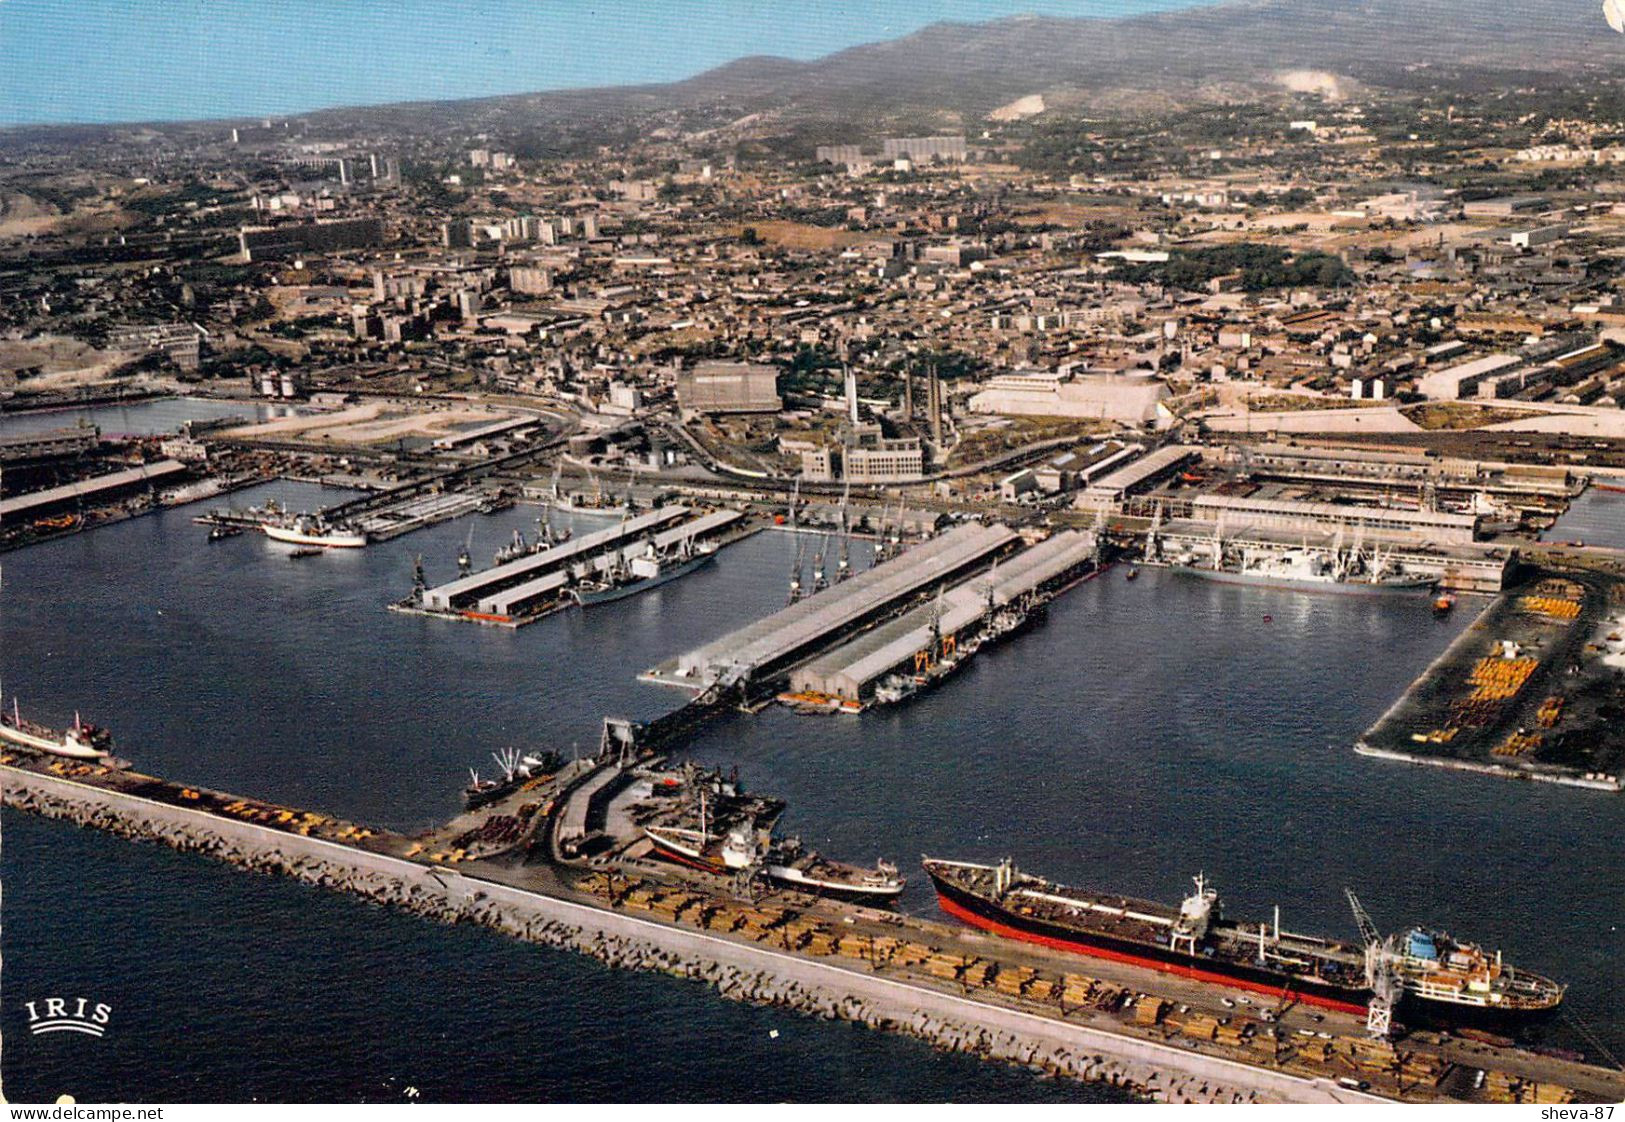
[
  {"left": 1552, "top": 489, "right": 1625, "bottom": 552},
  {"left": 2, "top": 470, "right": 1622, "bottom": 1101}
]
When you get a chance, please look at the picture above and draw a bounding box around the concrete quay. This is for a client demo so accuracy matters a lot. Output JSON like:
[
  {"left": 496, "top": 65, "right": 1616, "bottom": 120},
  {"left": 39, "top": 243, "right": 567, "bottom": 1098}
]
[{"left": 6, "top": 757, "right": 1622, "bottom": 1105}]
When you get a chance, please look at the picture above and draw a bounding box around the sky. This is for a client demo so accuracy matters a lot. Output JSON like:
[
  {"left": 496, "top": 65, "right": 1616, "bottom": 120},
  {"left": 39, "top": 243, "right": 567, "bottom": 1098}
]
[{"left": 0, "top": 0, "right": 1212, "bottom": 127}]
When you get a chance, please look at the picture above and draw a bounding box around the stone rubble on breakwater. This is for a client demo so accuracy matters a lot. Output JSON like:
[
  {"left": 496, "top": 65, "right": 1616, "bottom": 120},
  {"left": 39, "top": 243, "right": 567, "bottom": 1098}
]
[{"left": 4, "top": 771, "right": 1272, "bottom": 1104}]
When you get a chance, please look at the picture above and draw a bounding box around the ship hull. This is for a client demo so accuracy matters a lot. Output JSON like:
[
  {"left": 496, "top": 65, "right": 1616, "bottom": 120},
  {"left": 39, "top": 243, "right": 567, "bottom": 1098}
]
[
  {"left": 927, "top": 870, "right": 1370, "bottom": 1016},
  {"left": 1170, "top": 565, "right": 1434, "bottom": 596},
  {"left": 574, "top": 551, "right": 714, "bottom": 606},
  {"left": 927, "top": 871, "right": 1559, "bottom": 1027},
  {"left": 764, "top": 864, "right": 905, "bottom": 902},
  {"left": 0, "top": 723, "right": 108, "bottom": 761},
  {"left": 262, "top": 524, "right": 367, "bottom": 549}
]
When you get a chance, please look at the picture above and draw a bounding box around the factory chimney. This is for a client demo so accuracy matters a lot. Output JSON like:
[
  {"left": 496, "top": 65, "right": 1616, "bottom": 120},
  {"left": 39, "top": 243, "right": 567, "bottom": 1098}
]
[
  {"left": 845, "top": 363, "right": 860, "bottom": 424},
  {"left": 928, "top": 363, "right": 944, "bottom": 447}
]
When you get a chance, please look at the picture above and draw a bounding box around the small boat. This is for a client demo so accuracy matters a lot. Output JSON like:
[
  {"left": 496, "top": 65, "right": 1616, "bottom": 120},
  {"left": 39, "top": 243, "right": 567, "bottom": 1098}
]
[
  {"left": 1433, "top": 593, "right": 1457, "bottom": 617},
  {"left": 288, "top": 546, "right": 322, "bottom": 559},
  {"left": 1594, "top": 482, "right": 1625, "bottom": 494},
  {"left": 1125, "top": 567, "right": 1140, "bottom": 582},
  {"left": 764, "top": 836, "right": 905, "bottom": 902},
  {"left": 0, "top": 697, "right": 113, "bottom": 761},
  {"left": 207, "top": 524, "right": 243, "bottom": 542}
]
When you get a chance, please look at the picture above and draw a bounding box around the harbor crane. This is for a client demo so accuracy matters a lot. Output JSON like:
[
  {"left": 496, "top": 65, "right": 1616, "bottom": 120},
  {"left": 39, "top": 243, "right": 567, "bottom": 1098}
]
[
  {"left": 836, "top": 482, "right": 852, "bottom": 583},
  {"left": 1347, "top": 888, "right": 1402, "bottom": 1039},
  {"left": 1145, "top": 501, "right": 1165, "bottom": 564},
  {"left": 812, "top": 535, "right": 829, "bottom": 593},
  {"left": 788, "top": 541, "right": 805, "bottom": 605}
]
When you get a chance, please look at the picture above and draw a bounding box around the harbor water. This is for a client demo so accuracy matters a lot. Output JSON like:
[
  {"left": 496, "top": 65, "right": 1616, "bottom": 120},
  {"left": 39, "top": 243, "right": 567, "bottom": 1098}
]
[
  {"left": 3, "top": 474, "right": 1622, "bottom": 1099},
  {"left": 0, "top": 396, "right": 292, "bottom": 439}
]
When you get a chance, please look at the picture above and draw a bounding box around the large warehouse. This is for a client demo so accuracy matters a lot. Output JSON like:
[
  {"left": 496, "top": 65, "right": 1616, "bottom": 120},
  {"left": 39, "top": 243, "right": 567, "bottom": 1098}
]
[{"left": 675, "top": 361, "right": 782, "bottom": 416}]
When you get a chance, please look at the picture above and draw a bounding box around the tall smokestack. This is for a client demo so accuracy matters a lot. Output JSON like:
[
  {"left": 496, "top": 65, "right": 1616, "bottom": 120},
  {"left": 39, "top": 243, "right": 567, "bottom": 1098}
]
[
  {"left": 928, "top": 363, "right": 943, "bottom": 447},
  {"left": 903, "top": 364, "right": 914, "bottom": 421},
  {"left": 845, "top": 364, "right": 860, "bottom": 424}
]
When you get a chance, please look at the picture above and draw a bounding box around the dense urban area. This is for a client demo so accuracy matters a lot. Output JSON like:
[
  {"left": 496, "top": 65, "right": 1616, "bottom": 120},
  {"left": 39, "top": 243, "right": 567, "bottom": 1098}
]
[{"left": 5, "top": 3, "right": 1625, "bottom": 1107}]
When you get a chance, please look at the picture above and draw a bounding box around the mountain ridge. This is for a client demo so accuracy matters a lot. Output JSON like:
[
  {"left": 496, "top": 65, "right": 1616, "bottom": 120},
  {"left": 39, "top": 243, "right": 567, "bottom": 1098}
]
[{"left": 4, "top": 0, "right": 1617, "bottom": 138}]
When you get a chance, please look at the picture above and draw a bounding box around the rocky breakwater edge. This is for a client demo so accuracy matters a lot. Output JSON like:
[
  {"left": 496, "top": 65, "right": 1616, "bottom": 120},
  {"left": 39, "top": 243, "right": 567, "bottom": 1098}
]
[{"left": 5, "top": 766, "right": 1288, "bottom": 1104}]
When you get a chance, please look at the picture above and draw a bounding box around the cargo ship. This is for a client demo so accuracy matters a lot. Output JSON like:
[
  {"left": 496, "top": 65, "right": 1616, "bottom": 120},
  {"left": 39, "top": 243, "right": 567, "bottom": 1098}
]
[
  {"left": 0, "top": 696, "right": 113, "bottom": 761},
  {"left": 1173, "top": 546, "right": 1433, "bottom": 596},
  {"left": 462, "top": 748, "right": 562, "bottom": 810},
  {"left": 764, "top": 836, "right": 905, "bottom": 902},
  {"left": 573, "top": 540, "right": 717, "bottom": 606},
  {"left": 923, "top": 858, "right": 1564, "bottom": 1025},
  {"left": 262, "top": 515, "right": 367, "bottom": 549}
]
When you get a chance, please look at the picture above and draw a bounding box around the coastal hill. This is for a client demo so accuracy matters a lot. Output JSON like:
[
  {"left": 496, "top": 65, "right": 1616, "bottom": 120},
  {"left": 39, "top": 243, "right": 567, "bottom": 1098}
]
[
  {"left": 280, "top": 0, "right": 1625, "bottom": 134},
  {"left": 3, "top": 0, "right": 1617, "bottom": 140}
]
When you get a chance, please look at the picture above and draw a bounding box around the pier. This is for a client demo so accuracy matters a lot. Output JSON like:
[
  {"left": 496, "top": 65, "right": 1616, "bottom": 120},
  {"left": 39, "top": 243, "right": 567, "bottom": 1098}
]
[
  {"left": 646, "top": 521, "right": 1021, "bottom": 693},
  {"left": 5, "top": 746, "right": 1621, "bottom": 1106},
  {"left": 420, "top": 505, "right": 691, "bottom": 614},
  {"left": 0, "top": 459, "right": 187, "bottom": 521},
  {"left": 789, "top": 530, "right": 1100, "bottom": 706},
  {"left": 1356, "top": 568, "right": 1625, "bottom": 790}
]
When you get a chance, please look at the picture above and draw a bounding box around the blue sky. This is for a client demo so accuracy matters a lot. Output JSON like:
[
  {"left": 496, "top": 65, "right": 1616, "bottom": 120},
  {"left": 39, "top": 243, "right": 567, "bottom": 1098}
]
[{"left": 0, "top": 0, "right": 1209, "bottom": 127}]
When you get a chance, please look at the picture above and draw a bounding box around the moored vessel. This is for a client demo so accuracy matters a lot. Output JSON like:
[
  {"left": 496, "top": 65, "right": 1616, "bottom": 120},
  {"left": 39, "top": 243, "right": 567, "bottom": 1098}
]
[
  {"left": 0, "top": 696, "right": 113, "bottom": 761},
  {"left": 573, "top": 540, "right": 717, "bottom": 606},
  {"left": 262, "top": 515, "right": 367, "bottom": 549},
  {"left": 1172, "top": 545, "right": 1434, "bottom": 596},
  {"left": 922, "top": 858, "right": 1563, "bottom": 1025},
  {"left": 764, "top": 836, "right": 905, "bottom": 901}
]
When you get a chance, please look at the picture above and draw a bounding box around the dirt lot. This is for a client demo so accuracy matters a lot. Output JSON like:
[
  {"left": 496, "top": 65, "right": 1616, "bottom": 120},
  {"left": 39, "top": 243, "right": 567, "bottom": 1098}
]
[{"left": 217, "top": 403, "right": 518, "bottom": 446}]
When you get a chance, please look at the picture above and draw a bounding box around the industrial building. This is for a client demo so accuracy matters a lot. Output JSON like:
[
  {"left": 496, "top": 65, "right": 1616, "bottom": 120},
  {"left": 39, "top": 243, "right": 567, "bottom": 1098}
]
[
  {"left": 1417, "top": 354, "right": 1523, "bottom": 400},
  {"left": 106, "top": 323, "right": 204, "bottom": 371},
  {"left": 1075, "top": 445, "right": 1200, "bottom": 509},
  {"left": 1188, "top": 493, "right": 1480, "bottom": 545},
  {"left": 0, "top": 460, "right": 187, "bottom": 521},
  {"left": 969, "top": 369, "right": 1171, "bottom": 427},
  {"left": 881, "top": 136, "right": 968, "bottom": 162},
  {"left": 238, "top": 217, "right": 384, "bottom": 262},
  {"left": 1211, "top": 443, "right": 1578, "bottom": 498},
  {"left": 657, "top": 522, "right": 1019, "bottom": 690},
  {"left": 789, "top": 531, "right": 1097, "bottom": 702},
  {"left": 675, "top": 361, "right": 782, "bottom": 416},
  {"left": 0, "top": 426, "right": 100, "bottom": 464}
]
